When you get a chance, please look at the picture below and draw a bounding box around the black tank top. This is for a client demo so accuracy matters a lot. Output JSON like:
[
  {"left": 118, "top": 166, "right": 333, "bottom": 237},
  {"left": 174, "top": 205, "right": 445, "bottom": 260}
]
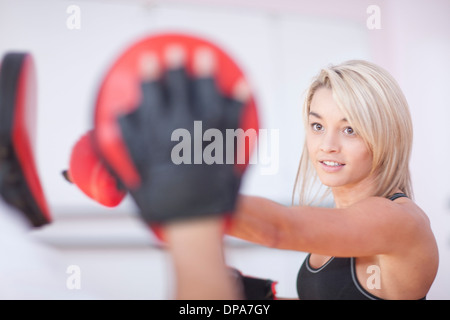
[{"left": 296, "top": 193, "right": 425, "bottom": 300}]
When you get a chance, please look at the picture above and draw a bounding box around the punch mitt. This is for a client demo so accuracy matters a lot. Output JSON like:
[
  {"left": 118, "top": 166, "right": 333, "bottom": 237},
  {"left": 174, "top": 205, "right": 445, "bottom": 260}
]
[
  {"left": 93, "top": 33, "right": 259, "bottom": 226},
  {"left": 64, "top": 130, "right": 126, "bottom": 207},
  {"left": 0, "top": 52, "right": 51, "bottom": 227}
]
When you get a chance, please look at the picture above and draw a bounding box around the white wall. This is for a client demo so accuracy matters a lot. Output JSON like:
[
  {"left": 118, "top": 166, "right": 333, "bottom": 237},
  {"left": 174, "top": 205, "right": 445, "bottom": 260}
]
[
  {"left": 0, "top": 0, "right": 374, "bottom": 213},
  {"left": 376, "top": 0, "right": 450, "bottom": 300},
  {"left": 0, "top": 0, "right": 449, "bottom": 299}
]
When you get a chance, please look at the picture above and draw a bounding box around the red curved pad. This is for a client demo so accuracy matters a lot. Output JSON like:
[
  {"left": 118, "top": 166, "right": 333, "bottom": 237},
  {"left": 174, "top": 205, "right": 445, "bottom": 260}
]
[
  {"left": 0, "top": 52, "right": 51, "bottom": 226},
  {"left": 14, "top": 55, "right": 49, "bottom": 219},
  {"left": 93, "top": 33, "right": 259, "bottom": 189},
  {"left": 69, "top": 130, "right": 126, "bottom": 207}
]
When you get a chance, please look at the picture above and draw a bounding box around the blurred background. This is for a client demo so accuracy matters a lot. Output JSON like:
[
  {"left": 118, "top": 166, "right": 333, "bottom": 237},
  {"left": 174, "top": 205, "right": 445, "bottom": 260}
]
[{"left": 0, "top": 0, "right": 449, "bottom": 299}]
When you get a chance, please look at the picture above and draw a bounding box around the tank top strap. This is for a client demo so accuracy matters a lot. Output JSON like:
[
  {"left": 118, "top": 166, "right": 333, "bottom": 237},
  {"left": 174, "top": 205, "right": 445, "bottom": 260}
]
[{"left": 388, "top": 192, "right": 408, "bottom": 201}]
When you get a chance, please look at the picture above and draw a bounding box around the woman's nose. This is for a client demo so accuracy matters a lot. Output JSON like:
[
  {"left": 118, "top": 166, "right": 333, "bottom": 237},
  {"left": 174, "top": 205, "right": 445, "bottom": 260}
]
[{"left": 320, "top": 132, "right": 340, "bottom": 153}]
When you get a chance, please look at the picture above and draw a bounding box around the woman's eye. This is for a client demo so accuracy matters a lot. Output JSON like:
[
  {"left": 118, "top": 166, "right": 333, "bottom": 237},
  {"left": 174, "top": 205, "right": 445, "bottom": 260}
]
[
  {"left": 344, "top": 127, "right": 355, "bottom": 135},
  {"left": 311, "top": 123, "right": 323, "bottom": 131}
]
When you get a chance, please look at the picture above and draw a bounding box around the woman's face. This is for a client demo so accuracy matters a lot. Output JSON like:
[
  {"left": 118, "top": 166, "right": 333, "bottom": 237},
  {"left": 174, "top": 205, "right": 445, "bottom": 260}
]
[{"left": 306, "top": 87, "right": 374, "bottom": 192}]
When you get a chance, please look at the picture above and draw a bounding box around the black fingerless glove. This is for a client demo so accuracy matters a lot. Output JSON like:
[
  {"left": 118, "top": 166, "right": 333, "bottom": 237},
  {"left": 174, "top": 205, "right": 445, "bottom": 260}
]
[
  {"left": 117, "top": 66, "right": 244, "bottom": 224},
  {"left": 229, "top": 267, "right": 278, "bottom": 300}
]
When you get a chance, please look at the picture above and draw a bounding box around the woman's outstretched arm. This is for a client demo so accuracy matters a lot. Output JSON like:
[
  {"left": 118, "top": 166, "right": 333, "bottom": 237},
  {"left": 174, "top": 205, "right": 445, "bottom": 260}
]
[{"left": 228, "top": 194, "right": 428, "bottom": 257}]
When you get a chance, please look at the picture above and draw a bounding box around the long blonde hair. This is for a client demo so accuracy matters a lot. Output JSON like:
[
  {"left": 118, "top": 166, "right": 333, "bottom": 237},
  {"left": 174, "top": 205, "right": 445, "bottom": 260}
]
[{"left": 293, "top": 60, "right": 413, "bottom": 206}]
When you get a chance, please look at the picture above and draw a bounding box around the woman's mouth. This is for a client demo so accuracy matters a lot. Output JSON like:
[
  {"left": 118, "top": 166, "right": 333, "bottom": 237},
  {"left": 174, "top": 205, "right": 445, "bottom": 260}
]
[{"left": 319, "top": 160, "right": 345, "bottom": 172}]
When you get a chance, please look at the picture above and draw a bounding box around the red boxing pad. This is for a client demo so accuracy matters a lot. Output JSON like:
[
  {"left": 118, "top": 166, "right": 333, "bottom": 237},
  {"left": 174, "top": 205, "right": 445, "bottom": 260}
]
[
  {"left": 93, "top": 33, "right": 259, "bottom": 190},
  {"left": 0, "top": 52, "right": 51, "bottom": 227},
  {"left": 68, "top": 130, "right": 126, "bottom": 207}
]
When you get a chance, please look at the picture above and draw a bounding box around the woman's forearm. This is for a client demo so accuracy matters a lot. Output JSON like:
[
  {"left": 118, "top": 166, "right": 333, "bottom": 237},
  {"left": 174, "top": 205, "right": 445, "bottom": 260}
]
[
  {"left": 228, "top": 195, "right": 291, "bottom": 248},
  {"left": 165, "top": 217, "right": 242, "bottom": 299}
]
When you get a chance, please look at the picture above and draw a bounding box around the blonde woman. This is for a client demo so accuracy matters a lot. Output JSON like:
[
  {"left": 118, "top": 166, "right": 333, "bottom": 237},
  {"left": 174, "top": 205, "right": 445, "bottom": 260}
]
[{"left": 229, "top": 60, "right": 439, "bottom": 300}]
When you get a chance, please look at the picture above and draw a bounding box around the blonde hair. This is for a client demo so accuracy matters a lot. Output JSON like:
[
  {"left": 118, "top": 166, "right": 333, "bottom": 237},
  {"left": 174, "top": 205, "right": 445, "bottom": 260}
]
[{"left": 293, "top": 60, "right": 413, "bottom": 206}]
